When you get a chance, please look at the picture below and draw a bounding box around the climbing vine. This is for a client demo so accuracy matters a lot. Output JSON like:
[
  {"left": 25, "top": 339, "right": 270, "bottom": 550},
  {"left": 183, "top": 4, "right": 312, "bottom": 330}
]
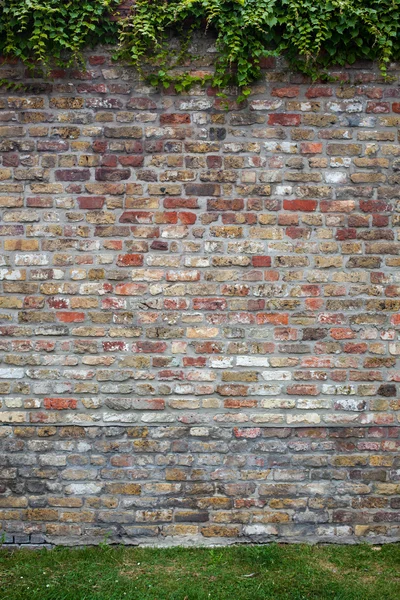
[
  {"left": 0, "top": 1, "right": 399, "bottom": 94},
  {"left": 0, "top": 0, "right": 119, "bottom": 67}
]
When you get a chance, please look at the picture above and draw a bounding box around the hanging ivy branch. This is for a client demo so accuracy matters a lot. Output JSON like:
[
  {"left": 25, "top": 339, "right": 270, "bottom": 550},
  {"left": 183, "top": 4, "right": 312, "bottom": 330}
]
[{"left": 0, "top": 0, "right": 399, "bottom": 94}]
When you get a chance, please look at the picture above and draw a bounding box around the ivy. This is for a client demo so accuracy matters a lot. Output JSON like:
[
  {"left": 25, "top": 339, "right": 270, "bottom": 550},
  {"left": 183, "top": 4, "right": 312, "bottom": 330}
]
[
  {"left": 0, "top": 0, "right": 119, "bottom": 69},
  {"left": 0, "top": 0, "right": 399, "bottom": 94}
]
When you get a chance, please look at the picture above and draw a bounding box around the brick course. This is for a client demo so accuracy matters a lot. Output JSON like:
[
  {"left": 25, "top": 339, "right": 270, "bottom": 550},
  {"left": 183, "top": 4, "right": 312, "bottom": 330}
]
[
  {"left": 0, "top": 53, "right": 400, "bottom": 545},
  {"left": 1, "top": 425, "right": 400, "bottom": 546}
]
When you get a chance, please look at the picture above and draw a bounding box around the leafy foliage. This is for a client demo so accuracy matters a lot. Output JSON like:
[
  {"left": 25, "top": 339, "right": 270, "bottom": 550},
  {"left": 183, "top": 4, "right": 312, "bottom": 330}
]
[
  {"left": 0, "top": 0, "right": 119, "bottom": 68},
  {"left": 0, "top": 0, "right": 399, "bottom": 92}
]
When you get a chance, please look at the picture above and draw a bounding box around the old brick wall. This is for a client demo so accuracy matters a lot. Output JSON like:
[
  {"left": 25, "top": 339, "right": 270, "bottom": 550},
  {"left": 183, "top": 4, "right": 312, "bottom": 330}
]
[{"left": 0, "top": 52, "right": 400, "bottom": 546}]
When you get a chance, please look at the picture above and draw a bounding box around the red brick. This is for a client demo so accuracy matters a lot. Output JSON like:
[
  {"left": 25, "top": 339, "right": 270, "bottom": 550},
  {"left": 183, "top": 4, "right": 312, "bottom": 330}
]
[
  {"left": 259, "top": 56, "right": 276, "bottom": 69},
  {"left": 56, "top": 312, "right": 85, "bottom": 323},
  {"left": 115, "top": 283, "right": 147, "bottom": 295},
  {"left": 283, "top": 199, "right": 317, "bottom": 212},
  {"left": 271, "top": 87, "right": 299, "bottom": 98},
  {"left": 43, "top": 398, "right": 77, "bottom": 410},
  {"left": 101, "top": 155, "right": 118, "bottom": 167},
  {"left": 252, "top": 256, "right": 271, "bottom": 267},
  {"left": 77, "top": 196, "right": 105, "bottom": 209},
  {"left": 256, "top": 313, "right": 289, "bottom": 325},
  {"left": 164, "top": 198, "right": 199, "bottom": 209},
  {"left": 330, "top": 328, "right": 356, "bottom": 340},
  {"left": 207, "top": 156, "right": 223, "bottom": 168},
  {"left": 343, "top": 342, "right": 368, "bottom": 354},
  {"left": 118, "top": 156, "right": 144, "bottom": 167},
  {"left": 116, "top": 254, "right": 144, "bottom": 267},
  {"left": 55, "top": 169, "right": 90, "bottom": 181},
  {"left": 95, "top": 168, "right": 130, "bottom": 181},
  {"left": 178, "top": 211, "right": 196, "bottom": 224},
  {"left": 103, "top": 341, "right": 128, "bottom": 352},
  {"left": 193, "top": 298, "right": 227, "bottom": 310},
  {"left": 88, "top": 55, "right": 106, "bottom": 65},
  {"left": 27, "top": 197, "right": 53, "bottom": 208},
  {"left": 305, "top": 86, "right": 333, "bottom": 98},
  {"left": 268, "top": 114, "right": 301, "bottom": 126},
  {"left": 336, "top": 228, "right": 357, "bottom": 241},
  {"left": 233, "top": 427, "right": 261, "bottom": 438},
  {"left": 160, "top": 113, "right": 191, "bottom": 124},
  {"left": 300, "top": 142, "right": 323, "bottom": 154},
  {"left": 183, "top": 357, "right": 206, "bottom": 367},
  {"left": 366, "top": 102, "right": 390, "bottom": 113},
  {"left": 119, "top": 211, "right": 153, "bottom": 223}
]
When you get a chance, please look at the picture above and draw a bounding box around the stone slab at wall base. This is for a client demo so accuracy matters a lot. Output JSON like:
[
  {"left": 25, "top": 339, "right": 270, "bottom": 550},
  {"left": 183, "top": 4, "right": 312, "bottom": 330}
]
[
  {"left": 1, "top": 425, "right": 399, "bottom": 547},
  {"left": 1, "top": 51, "right": 400, "bottom": 546}
]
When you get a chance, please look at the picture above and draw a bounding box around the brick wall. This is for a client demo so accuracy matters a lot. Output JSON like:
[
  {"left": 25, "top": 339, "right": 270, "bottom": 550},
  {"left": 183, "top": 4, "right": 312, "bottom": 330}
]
[{"left": 0, "top": 52, "right": 400, "bottom": 546}]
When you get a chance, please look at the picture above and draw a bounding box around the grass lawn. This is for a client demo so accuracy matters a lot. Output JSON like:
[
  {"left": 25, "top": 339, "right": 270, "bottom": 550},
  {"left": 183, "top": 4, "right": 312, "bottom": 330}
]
[{"left": 0, "top": 543, "right": 399, "bottom": 600}]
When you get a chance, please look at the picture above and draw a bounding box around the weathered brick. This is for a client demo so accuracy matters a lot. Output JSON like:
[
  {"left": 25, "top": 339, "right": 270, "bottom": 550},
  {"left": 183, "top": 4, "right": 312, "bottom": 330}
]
[
  {"left": 268, "top": 114, "right": 301, "bottom": 126},
  {"left": 0, "top": 53, "right": 398, "bottom": 548}
]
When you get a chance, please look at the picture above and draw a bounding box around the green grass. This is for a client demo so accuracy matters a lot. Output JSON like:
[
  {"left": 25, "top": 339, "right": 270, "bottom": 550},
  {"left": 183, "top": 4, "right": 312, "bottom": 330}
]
[{"left": 0, "top": 543, "right": 399, "bottom": 600}]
